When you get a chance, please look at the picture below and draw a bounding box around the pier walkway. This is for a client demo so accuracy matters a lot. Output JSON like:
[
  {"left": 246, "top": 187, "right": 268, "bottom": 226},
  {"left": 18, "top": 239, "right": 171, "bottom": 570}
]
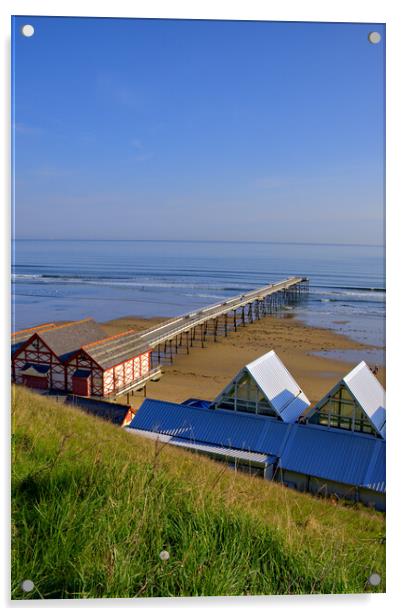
[{"left": 136, "top": 276, "right": 309, "bottom": 365}]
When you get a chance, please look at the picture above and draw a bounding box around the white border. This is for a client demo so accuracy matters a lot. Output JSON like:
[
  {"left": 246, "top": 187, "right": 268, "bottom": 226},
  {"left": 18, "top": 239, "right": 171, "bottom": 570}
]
[{"left": 2, "top": 1, "right": 402, "bottom": 614}]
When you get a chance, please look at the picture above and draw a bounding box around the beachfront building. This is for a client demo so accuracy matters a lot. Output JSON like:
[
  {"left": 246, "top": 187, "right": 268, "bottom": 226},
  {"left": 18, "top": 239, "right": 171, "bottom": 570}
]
[
  {"left": 127, "top": 392, "right": 385, "bottom": 510},
  {"left": 12, "top": 319, "right": 107, "bottom": 391},
  {"left": 211, "top": 350, "right": 310, "bottom": 422},
  {"left": 125, "top": 359, "right": 386, "bottom": 510},
  {"left": 65, "top": 330, "right": 156, "bottom": 398},
  {"left": 301, "top": 361, "right": 386, "bottom": 439},
  {"left": 12, "top": 319, "right": 158, "bottom": 398},
  {"left": 11, "top": 322, "right": 57, "bottom": 356}
]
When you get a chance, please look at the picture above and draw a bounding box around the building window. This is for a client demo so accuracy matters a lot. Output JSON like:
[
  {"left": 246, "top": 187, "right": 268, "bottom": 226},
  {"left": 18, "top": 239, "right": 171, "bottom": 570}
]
[
  {"left": 308, "top": 387, "right": 378, "bottom": 436},
  {"left": 215, "top": 372, "right": 278, "bottom": 418}
]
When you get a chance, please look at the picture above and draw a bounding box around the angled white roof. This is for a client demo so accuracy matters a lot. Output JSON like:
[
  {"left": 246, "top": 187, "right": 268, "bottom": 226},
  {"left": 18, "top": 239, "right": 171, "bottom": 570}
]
[
  {"left": 214, "top": 350, "right": 310, "bottom": 423},
  {"left": 343, "top": 361, "right": 386, "bottom": 439}
]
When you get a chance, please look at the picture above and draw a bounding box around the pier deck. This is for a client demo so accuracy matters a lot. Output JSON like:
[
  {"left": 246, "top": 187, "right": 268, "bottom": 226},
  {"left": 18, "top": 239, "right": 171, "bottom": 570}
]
[{"left": 136, "top": 276, "right": 309, "bottom": 364}]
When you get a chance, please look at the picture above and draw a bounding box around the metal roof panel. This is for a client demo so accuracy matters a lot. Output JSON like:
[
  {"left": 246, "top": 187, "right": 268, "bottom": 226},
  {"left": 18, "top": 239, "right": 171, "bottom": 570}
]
[
  {"left": 128, "top": 399, "right": 385, "bottom": 493},
  {"left": 343, "top": 362, "right": 386, "bottom": 438},
  {"left": 83, "top": 330, "right": 150, "bottom": 369},
  {"left": 127, "top": 428, "right": 274, "bottom": 465},
  {"left": 246, "top": 350, "right": 310, "bottom": 421},
  {"left": 279, "top": 423, "right": 382, "bottom": 488},
  {"left": 129, "top": 399, "right": 289, "bottom": 455},
  {"left": 361, "top": 439, "right": 386, "bottom": 493}
]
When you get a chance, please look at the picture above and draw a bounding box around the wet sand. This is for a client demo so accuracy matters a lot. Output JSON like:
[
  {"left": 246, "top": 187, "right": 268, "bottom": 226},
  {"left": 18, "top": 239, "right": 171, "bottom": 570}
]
[{"left": 100, "top": 314, "right": 385, "bottom": 410}]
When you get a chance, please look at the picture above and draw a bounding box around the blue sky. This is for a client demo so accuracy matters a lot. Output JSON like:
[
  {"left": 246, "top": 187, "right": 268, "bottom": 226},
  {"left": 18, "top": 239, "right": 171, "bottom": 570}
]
[{"left": 12, "top": 17, "right": 385, "bottom": 244}]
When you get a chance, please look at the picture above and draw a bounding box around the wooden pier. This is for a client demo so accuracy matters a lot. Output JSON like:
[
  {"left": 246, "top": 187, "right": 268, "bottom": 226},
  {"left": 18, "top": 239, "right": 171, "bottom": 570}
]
[{"left": 136, "top": 276, "right": 309, "bottom": 366}]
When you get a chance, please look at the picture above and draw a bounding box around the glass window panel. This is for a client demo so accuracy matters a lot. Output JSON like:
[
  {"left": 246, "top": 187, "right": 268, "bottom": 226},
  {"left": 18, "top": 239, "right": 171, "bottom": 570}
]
[
  {"left": 339, "top": 402, "right": 354, "bottom": 418},
  {"left": 236, "top": 400, "right": 256, "bottom": 413},
  {"left": 341, "top": 387, "right": 354, "bottom": 401},
  {"left": 237, "top": 378, "right": 258, "bottom": 404},
  {"left": 318, "top": 399, "right": 334, "bottom": 414}
]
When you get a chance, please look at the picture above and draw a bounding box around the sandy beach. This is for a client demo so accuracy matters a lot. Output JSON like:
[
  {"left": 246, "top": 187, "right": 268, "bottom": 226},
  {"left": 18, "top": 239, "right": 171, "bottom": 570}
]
[{"left": 101, "top": 314, "right": 385, "bottom": 410}]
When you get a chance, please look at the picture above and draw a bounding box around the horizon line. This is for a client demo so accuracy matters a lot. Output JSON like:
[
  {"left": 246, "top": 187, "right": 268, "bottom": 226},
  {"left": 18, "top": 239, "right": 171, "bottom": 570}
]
[{"left": 12, "top": 239, "right": 384, "bottom": 248}]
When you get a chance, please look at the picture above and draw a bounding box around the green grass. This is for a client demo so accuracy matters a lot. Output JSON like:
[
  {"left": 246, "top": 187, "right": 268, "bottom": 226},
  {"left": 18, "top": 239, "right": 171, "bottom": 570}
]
[{"left": 11, "top": 386, "right": 386, "bottom": 599}]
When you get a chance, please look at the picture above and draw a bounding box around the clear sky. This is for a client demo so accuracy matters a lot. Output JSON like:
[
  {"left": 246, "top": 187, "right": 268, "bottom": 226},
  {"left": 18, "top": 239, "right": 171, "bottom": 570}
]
[{"left": 12, "top": 17, "right": 385, "bottom": 244}]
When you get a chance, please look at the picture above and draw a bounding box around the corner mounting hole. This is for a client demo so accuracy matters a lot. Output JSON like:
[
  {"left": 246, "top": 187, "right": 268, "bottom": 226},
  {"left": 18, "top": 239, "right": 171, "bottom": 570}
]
[
  {"left": 21, "top": 579, "right": 34, "bottom": 592},
  {"left": 368, "top": 32, "right": 381, "bottom": 44},
  {"left": 21, "top": 24, "right": 35, "bottom": 38},
  {"left": 368, "top": 572, "right": 381, "bottom": 586}
]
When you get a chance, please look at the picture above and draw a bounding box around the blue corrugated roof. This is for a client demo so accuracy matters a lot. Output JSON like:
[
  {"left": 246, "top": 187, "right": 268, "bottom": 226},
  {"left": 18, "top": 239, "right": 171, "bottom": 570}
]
[
  {"left": 129, "top": 398, "right": 288, "bottom": 455},
  {"left": 279, "top": 423, "right": 385, "bottom": 491},
  {"left": 128, "top": 428, "right": 275, "bottom": 466},
  {"left": 129, "top": 399, "right": 385, "bottom": 493},
  {"left": 361, "top": 439, "right": 386, "bottom": 493}
]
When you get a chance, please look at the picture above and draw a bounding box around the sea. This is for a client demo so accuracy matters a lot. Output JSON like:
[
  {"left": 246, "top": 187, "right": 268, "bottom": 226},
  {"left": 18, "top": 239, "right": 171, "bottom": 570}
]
[{"left": 11, "top": 240, "right": 386, "bottom": 365}]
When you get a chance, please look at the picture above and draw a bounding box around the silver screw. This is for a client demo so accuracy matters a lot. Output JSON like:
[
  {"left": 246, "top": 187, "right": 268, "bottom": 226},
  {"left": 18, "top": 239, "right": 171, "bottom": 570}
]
[
  {"left": 368, "top": 32, "right": 381, "bottom": 44},
  {"left": 21, "top": 579, "right": 34, "bottom": 592},
  {"left": 21, "top": 24, "right": 35, "bottom": 38},
  {"left": 368, "top": 572, "right": 381, "bottom": 587}
]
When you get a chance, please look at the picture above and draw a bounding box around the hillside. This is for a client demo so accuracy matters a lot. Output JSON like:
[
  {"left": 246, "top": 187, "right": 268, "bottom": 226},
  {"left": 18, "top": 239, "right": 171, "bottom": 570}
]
[{"left": 11, "top": 386, "right": 385, "bottom": 599}]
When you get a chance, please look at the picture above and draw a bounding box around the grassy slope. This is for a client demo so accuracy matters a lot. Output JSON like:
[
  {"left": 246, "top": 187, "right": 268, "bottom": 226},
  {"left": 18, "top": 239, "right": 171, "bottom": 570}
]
[{"left": 11, "top": 386, "right": 385, "bottom": 599}]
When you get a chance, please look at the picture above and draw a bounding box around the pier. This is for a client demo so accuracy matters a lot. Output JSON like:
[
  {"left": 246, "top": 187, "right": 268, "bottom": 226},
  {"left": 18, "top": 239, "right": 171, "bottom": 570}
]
[
  {"left": 137, "top": 276, "right": 309, "bottom": 365},
  {"left": 11, "top": 276, "right": 308, "bottom": 401}
]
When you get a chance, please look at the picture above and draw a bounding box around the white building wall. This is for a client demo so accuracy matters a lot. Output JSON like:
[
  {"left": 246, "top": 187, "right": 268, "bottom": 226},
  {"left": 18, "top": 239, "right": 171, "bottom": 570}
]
[{"left": 103, "top": 368, "right": 114, "bottom": 395}]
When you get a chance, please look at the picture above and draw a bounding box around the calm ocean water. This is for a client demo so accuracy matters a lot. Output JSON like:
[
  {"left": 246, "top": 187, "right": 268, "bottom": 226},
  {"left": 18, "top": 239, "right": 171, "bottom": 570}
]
[{"left": 12, "top": 240, "right": 385, "bottom": 365}]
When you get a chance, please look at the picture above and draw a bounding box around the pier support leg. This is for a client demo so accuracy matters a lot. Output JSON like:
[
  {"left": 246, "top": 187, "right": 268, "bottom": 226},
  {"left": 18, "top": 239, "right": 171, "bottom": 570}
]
[{"left": 224, "top": 313, "right": 228, "bottom": 337}]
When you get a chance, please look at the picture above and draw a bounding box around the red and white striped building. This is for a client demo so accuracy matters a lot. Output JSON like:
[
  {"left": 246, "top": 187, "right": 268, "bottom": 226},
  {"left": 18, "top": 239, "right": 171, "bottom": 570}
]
[
  {"left": 66, "top": 330, "right": 152, "bottom": 397},
  {"left": 12, "top": 319, "right": 107, "bottom": 392},
  {"left": 11, "top": 319, "right": 154, "bottom": 398}
]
